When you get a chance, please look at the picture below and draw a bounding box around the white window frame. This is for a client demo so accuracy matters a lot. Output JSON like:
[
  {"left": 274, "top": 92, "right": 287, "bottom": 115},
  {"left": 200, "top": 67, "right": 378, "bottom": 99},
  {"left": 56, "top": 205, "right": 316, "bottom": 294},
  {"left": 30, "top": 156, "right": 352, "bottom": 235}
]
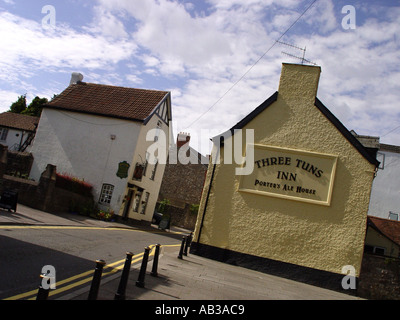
[
  {"left": 99, "top": 184, "right": 114, "bottom": 205},
  {"left": 133, "top": 190, "right": 142, "bottom": 212},
  {"left": 150, "top": 158, "right": 158, "bottom": 180},
  {"left": 140, "top": 192, "right": 150, "bottom": 215}
]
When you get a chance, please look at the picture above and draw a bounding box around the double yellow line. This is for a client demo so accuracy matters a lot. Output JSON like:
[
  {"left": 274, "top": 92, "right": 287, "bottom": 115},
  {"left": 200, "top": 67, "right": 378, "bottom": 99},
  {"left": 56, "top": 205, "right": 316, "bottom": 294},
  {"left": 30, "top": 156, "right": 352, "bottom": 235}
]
[{"left": 4, "top": 244, "right": 180, "bottom": 300}]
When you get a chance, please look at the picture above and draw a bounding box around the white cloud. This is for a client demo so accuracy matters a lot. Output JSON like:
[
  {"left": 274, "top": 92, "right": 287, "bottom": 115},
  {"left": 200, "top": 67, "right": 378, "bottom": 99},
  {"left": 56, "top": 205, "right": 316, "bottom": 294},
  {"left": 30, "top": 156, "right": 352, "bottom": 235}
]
[
  {"left": 1, "top": 0, "right": 399, "bottom": 154},
  {"left": 94, "top": 0, "right": 400, "bottom": 154},
  {"left": 305, "top": 0, "right": 337, "bottom": 33},
  {"left": 125, "top": 74, "right": 143, "bottom": 85},
  {"left": 0, "top": 89, "right": 20, "bottom": 113},
  {"left": 0, "top": 11, "right": 137, "bottom": 86}
]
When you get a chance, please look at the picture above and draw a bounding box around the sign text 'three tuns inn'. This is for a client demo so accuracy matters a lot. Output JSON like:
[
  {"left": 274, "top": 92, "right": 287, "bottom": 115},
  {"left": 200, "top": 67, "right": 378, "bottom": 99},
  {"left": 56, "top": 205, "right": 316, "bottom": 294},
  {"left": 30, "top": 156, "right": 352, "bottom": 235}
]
[{"left": 239, "top": 144, "right": 337, "bottom": 206}]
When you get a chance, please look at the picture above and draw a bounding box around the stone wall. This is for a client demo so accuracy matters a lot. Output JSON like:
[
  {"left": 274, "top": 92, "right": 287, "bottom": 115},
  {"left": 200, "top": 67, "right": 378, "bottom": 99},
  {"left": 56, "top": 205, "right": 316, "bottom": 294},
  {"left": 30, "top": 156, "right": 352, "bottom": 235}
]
[
  {"left": 358, "top": 253, "right": 400, "bottom": 300},
  {"left": 159, "top": 162, "right": 207, "bottom": 206},
  {"left": 158, "top": 202, "right": 198, "bottom": 230},
  {"left": 0, "top": 145, "right": 94, "bottom": 214},
  {"left": 5, "top": 150, "right": 34, "bottom": 177},
  {"left": 158, "top": 161, "right": 207, "bottom": 230}
]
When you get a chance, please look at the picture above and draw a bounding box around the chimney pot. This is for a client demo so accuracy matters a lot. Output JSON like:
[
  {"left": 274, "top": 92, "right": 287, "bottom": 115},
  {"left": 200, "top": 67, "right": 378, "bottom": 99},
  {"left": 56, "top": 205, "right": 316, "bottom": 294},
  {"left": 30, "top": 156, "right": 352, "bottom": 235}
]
[
  {"left": 70, "top": 72, "right": 84, "bottom": 85},
  {"left": 177, "top": 132, "right": 190, "bottom": 149}
]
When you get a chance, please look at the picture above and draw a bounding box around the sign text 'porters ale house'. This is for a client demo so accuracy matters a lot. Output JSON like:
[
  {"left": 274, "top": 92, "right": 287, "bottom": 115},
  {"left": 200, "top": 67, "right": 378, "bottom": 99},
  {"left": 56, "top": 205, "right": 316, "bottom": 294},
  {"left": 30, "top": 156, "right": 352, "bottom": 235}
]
[{"left": 239, "top": 144, "right": 337, "bottom": 206}]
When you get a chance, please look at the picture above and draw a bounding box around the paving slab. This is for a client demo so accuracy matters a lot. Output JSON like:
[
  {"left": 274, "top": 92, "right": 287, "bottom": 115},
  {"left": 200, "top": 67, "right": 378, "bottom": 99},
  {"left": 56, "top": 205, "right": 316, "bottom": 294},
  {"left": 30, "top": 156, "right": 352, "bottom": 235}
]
[{"left": 67, "top": 246, "right": 361, "bottom": 300}]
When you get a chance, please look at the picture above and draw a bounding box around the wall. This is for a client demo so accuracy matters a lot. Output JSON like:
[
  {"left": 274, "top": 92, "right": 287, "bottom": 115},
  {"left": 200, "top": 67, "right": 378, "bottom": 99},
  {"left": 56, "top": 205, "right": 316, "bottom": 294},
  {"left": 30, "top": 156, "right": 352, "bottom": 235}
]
[
  {"left": 365, "top": 226, "right": 399, "bottom": 258},
  {"left": 358, "top": 253, "right": 400, "bottom": 300},
  {"left": 157, "top": 155, "right": 207, "bottom": 230},
  {"left": 118, "top": 112, "right": 170, "bottom": 223},
  {"left": 0, "top": 157, "right": 93, "bottom": 214},
  {"left": 157, "top": 202, "right": 198, "bottom": 230},
  {"left": 30, "top": 108, "right": 141, "bottom": 213},
  {"left": 159, "top": 161, "right": 207, "bottom": 205},
  {"left": 5, "top": 150, "right": 34, "bottom": 177},
  {"left": 192, "top": 63, "right": 376, "bottom": 281},
  {"left": 0, "top": 128, "right": 32, "bottom": 151},
  {"left": 368, "top": 145, "right": 400, "bottom": 219}
]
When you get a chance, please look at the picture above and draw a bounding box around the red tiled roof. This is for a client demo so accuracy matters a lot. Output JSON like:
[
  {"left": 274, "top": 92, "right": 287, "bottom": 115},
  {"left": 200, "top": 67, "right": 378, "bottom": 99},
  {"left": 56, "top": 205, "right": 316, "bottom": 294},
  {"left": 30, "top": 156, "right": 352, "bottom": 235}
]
[
  {"left": 368, "top": 216, "right": 400, "bottom": 246},
  {"left": 45, "top": 82, "right": 169, "bottom": 122},
  {"left": 0, "top": 112, "right": 39, "bottom": 131}
]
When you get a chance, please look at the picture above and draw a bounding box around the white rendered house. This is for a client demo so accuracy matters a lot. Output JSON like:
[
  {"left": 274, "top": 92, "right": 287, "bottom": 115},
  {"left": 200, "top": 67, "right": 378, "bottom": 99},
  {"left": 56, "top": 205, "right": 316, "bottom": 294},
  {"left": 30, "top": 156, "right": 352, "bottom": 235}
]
[
  {"left": 368, "top": 143, "right": 400, "bottom": 220},
  {"left": 0, "top": 112, "right": 38, "bottom": 152},
  {"left": 30, "top": 74, "right": 172, "bottom": 223}
]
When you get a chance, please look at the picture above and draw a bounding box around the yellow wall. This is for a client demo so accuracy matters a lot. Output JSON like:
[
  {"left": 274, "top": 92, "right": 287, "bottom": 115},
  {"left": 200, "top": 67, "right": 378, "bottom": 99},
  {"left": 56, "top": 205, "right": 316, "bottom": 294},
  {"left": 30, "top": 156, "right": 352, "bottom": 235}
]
[{"left": 193, "top": 63, "right": 376, "bottom": 277}]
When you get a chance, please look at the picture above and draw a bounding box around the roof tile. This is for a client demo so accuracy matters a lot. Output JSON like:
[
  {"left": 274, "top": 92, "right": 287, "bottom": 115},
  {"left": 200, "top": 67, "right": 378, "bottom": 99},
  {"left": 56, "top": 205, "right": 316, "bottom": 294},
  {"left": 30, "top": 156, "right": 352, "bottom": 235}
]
[
  {"left": 46, "top": 82, "right": 169, "bottom": 122},
  {"left": 0, "top": 112, "right": 39, "bottom": 131}
]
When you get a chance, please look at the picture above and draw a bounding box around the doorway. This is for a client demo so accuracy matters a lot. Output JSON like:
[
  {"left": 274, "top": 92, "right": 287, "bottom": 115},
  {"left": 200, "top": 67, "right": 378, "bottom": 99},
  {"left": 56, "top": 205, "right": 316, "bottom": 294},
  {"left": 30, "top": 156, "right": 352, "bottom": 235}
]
[{"left": 122, "top": 189, "right": 133, "bottom": 219}]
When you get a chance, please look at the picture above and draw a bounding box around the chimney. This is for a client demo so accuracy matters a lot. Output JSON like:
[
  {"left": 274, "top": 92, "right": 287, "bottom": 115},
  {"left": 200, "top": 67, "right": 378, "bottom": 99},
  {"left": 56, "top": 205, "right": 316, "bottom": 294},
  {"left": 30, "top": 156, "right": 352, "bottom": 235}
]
[
  {"left": 177, "top": 132, "right": 190, "bottom": 149},
  {"left": 278, "top": 63, "right": 321, "bottom": 103},
  {"left": 70, "top": 72, "right": 84, "bottom": 85}
]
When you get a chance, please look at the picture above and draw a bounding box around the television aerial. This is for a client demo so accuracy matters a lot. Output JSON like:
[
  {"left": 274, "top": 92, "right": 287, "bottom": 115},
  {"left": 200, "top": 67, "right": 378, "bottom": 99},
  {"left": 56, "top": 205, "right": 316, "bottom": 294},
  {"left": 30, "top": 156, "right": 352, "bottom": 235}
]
[{"left": 276, "top": 40, "right": 317, "bottom": 66}]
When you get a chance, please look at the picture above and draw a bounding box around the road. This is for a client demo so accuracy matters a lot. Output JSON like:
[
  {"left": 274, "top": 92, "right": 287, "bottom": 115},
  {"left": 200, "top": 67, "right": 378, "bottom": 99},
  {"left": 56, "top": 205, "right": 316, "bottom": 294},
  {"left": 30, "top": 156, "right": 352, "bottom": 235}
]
[{"left": 0, "top": 225, "right": 182, "bottom": 300}]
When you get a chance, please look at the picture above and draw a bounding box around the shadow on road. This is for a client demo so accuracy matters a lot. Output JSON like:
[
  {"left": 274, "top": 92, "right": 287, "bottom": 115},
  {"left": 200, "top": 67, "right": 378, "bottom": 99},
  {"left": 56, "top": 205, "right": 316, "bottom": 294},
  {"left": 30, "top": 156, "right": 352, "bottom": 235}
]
[{"left": 0, "top": 234, "right": 95, "bottom": 300}]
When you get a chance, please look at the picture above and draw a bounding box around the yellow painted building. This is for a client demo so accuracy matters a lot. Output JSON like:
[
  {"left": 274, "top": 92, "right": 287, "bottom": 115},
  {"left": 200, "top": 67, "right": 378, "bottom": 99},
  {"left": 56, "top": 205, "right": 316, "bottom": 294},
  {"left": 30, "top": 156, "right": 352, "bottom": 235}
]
[{"left": 192, "top": 63, "right": 379, "bottom": 290}]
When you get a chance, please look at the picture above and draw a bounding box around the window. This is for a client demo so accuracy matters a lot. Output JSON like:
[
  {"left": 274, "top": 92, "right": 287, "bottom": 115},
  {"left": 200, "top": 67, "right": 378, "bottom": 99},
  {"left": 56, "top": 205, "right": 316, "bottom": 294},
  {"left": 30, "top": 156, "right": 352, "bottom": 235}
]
[
  {"left": 154, "top": 120, "right": 162, "bottom": 142},
  {"left": 133, "top": 191, "right": 142, "bottom": 212},
  {"left": 150, "top": 158, "right": 158, "bottom": 180},
  {"left": 143, "top": 152, "right": 150, "bottom": 177},
  {"left": 140, "top": 192, "right": 150, "bottom": 215},
  {"left": 388, "top": 212, "right": 399, "bottom": 221},
  {"left": 0, "top": 128, "right": 8, "bottom": 141},
  {"left": 364, "top": 244, "right": 386, "bottom": 256},
  {"left": 374, "top": 246, "right": 386, "bottom": 256},
  {"left": 132, "top": 163, "right": 144, "bottom": 180},
  {"left": 99, "top": 184, "right": 114, "bottom": 205}
]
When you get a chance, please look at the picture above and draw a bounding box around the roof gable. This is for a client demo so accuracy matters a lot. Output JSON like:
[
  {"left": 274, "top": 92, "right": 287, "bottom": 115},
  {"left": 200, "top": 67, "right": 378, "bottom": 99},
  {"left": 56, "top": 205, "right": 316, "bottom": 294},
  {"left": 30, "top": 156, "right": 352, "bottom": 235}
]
[
  {"left": 0, "top": 112, "right": 39, "bottom": 132},
  {"left": 214, "top": 91, "right": 378, "bottom": 166},
  {"left": 45, "top": 82, "right": 170, "bottom": 122},
  {"left": 314, "top": 98, "right": 379, "bottom": 166}
]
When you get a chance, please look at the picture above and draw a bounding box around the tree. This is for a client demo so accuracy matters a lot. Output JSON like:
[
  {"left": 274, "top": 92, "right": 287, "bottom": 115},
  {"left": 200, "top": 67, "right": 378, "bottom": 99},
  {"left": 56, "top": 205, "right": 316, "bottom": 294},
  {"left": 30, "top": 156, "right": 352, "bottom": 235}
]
[
  {"left": 8, "top": 95, "right": 48, "bottom": 117},
  {"left": 23, "top": 96, "right": 48, "bottom": 117},
  {"left": 9, "top": 94, "right": 27, "bottom": 114}
]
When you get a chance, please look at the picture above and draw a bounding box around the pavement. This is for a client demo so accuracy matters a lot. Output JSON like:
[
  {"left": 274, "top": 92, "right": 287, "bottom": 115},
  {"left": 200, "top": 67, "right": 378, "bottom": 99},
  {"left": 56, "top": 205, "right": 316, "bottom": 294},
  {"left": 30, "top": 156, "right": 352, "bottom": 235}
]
[{"left": 0, "top": 204, "right": 362, "bottom": 300}]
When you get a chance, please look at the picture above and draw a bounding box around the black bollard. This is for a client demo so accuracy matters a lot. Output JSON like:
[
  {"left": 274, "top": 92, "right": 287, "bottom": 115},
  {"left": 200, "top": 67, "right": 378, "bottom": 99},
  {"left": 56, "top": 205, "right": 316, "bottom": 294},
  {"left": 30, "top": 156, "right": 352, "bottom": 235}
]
[
  {"left": 88, "top": 259, "right": 106, "bottom": 300},
  {"left": 178, "top": 236, "right": 186, "bottom": 259},
  {"left": 184, "top": 232, "right": 193, "bottom": 256},
  {"left": 151, "top": 244, "right": 161, "bottom": 277},
  {"left": 114, "top": 252, "right": 134, "bottom": 300},
  {"left": 36, "top": 274, "right": 51, "bottom": 300},
  {"left": 136, "top": 247, "right": 150, "bottom": 288}
]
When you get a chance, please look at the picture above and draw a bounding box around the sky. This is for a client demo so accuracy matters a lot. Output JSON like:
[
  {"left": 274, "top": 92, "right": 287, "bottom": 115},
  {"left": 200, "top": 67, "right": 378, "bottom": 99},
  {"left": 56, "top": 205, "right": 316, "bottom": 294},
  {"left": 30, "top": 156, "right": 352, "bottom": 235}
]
[{"left": 0, "top": 0, "right": 399, "bottom": 155}]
